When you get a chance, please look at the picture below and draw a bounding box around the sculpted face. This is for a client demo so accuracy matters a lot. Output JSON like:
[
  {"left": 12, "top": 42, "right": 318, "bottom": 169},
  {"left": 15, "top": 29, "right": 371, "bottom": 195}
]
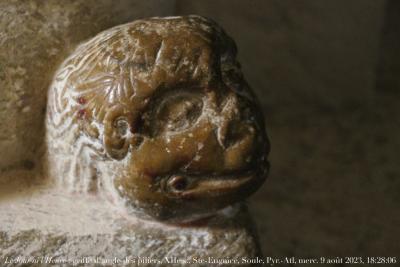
[
  {"left": 113, "top": 85, "right": 268, "bottom": 221},
  {"left": 47, "top": 15, "right": 270, "bottom": 222}
]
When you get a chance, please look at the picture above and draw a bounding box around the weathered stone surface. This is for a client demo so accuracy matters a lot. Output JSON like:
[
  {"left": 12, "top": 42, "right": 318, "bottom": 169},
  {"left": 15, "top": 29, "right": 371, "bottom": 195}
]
[
  {"left": 0, "top": 0, "right": 175, "bottom": 171},
  {"left": 0, "top": 174, "right": 262, "bottom": 267},
  {"left": 45, "top": 15, "right": 269, "bottom": 223}
]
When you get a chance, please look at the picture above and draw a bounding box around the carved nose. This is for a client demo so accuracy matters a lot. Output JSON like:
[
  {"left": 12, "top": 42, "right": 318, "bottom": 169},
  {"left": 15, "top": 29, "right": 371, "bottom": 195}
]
[
  {"left": 217, "top": 120, "right": 237, "bottom": 148},
  {"left": 216, "top": 117, "right": 256, "bottom": 149}
]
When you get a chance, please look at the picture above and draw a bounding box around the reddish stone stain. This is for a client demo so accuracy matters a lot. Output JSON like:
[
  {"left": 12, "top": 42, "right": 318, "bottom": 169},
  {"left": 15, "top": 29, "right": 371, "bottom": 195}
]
[
  {"left": 77, "top": 109, "right": 86, "bottom": 119},
  {"left": 143, "top": 168, "right": 158, "bottom": 179},
  {"left": 78, "top": 96, "right": 86, "bottom": 105},
  {"left": 173, "top": 215, "right": 214, "bottom": 227}
]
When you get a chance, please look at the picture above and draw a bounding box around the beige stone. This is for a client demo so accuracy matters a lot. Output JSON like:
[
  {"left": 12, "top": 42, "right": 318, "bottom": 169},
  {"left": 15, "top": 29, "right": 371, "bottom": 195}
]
[{"left": 0, "top": 175, "right": 261, "bottom": 267}]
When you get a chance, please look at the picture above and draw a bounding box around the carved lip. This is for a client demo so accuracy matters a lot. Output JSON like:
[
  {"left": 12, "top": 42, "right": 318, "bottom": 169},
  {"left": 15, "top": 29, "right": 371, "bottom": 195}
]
[{"left": 162, "top": 164, "right": 268, "bottom": 200}]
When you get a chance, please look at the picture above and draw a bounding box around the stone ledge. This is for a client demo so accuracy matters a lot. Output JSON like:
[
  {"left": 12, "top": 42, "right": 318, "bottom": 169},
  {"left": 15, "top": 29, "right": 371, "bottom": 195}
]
[{"left": 0, "top": 175, "right": 262, "bottom": 267}]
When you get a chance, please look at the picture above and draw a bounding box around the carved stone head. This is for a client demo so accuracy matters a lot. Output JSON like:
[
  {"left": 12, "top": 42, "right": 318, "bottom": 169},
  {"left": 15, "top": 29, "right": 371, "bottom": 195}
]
[{"left": 46, "top": 15, "right": 270, "bottom": 222}]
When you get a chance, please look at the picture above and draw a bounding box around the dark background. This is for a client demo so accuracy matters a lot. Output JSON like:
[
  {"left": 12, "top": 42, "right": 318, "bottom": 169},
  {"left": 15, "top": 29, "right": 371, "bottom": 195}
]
[{"left": 176, "top": 0, "right": 399, "bottom": 257}]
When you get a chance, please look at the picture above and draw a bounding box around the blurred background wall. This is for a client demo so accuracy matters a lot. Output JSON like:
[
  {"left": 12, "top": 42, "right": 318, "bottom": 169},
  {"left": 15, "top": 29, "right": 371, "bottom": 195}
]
[
  {"left": 176, "top": 0, "right": 399, "bottom": 257},
  {"left": 1, "top": 0, "right": 399, "bottom": 258},
  {"left": 177, "top": 0, "right": 385, "bottom": 110}
]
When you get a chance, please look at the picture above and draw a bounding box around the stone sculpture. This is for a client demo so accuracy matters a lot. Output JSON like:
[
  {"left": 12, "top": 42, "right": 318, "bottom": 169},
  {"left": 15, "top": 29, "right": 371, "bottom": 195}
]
[{"left": 46, "top": 15, "right": 270, "bottom": 223}]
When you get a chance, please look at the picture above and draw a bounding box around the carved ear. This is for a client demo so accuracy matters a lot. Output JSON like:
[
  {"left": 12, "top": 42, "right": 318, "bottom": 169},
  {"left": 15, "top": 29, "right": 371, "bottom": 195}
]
[{"left": 104, "top": 105, "right": 133, "bottom": 160}]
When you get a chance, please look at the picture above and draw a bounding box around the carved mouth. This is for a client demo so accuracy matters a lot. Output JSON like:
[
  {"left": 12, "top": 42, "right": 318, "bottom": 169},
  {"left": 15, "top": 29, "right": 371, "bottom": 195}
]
[{"left": 161, "top": 163, "right": 268, "bottom": 200}]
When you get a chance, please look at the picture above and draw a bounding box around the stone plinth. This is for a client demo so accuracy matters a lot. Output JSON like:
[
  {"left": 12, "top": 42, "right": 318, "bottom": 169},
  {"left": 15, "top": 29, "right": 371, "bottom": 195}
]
[{"left": 0, "top": 173, "right": 262, "bottom": 267}]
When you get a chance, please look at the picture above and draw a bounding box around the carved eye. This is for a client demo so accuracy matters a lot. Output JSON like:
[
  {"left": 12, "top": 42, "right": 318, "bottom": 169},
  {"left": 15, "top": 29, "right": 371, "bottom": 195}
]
[
  {"left": 104, "top": 105, "right": 133, "bottom": 160},
  {"left": 167, "top": 175, "right": 188, "bottom": 192},
  {"left": 154, "top": 92, "right": 203, "bottom": 134},
  {"left": 114, "top": 117, "right": 129, "bottom": 137}
]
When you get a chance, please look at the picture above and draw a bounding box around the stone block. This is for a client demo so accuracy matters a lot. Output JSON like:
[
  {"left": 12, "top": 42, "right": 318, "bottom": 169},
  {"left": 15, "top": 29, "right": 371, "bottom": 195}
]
[{"left": 0, "top": 174, "right": 262, "bottom": 267}]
